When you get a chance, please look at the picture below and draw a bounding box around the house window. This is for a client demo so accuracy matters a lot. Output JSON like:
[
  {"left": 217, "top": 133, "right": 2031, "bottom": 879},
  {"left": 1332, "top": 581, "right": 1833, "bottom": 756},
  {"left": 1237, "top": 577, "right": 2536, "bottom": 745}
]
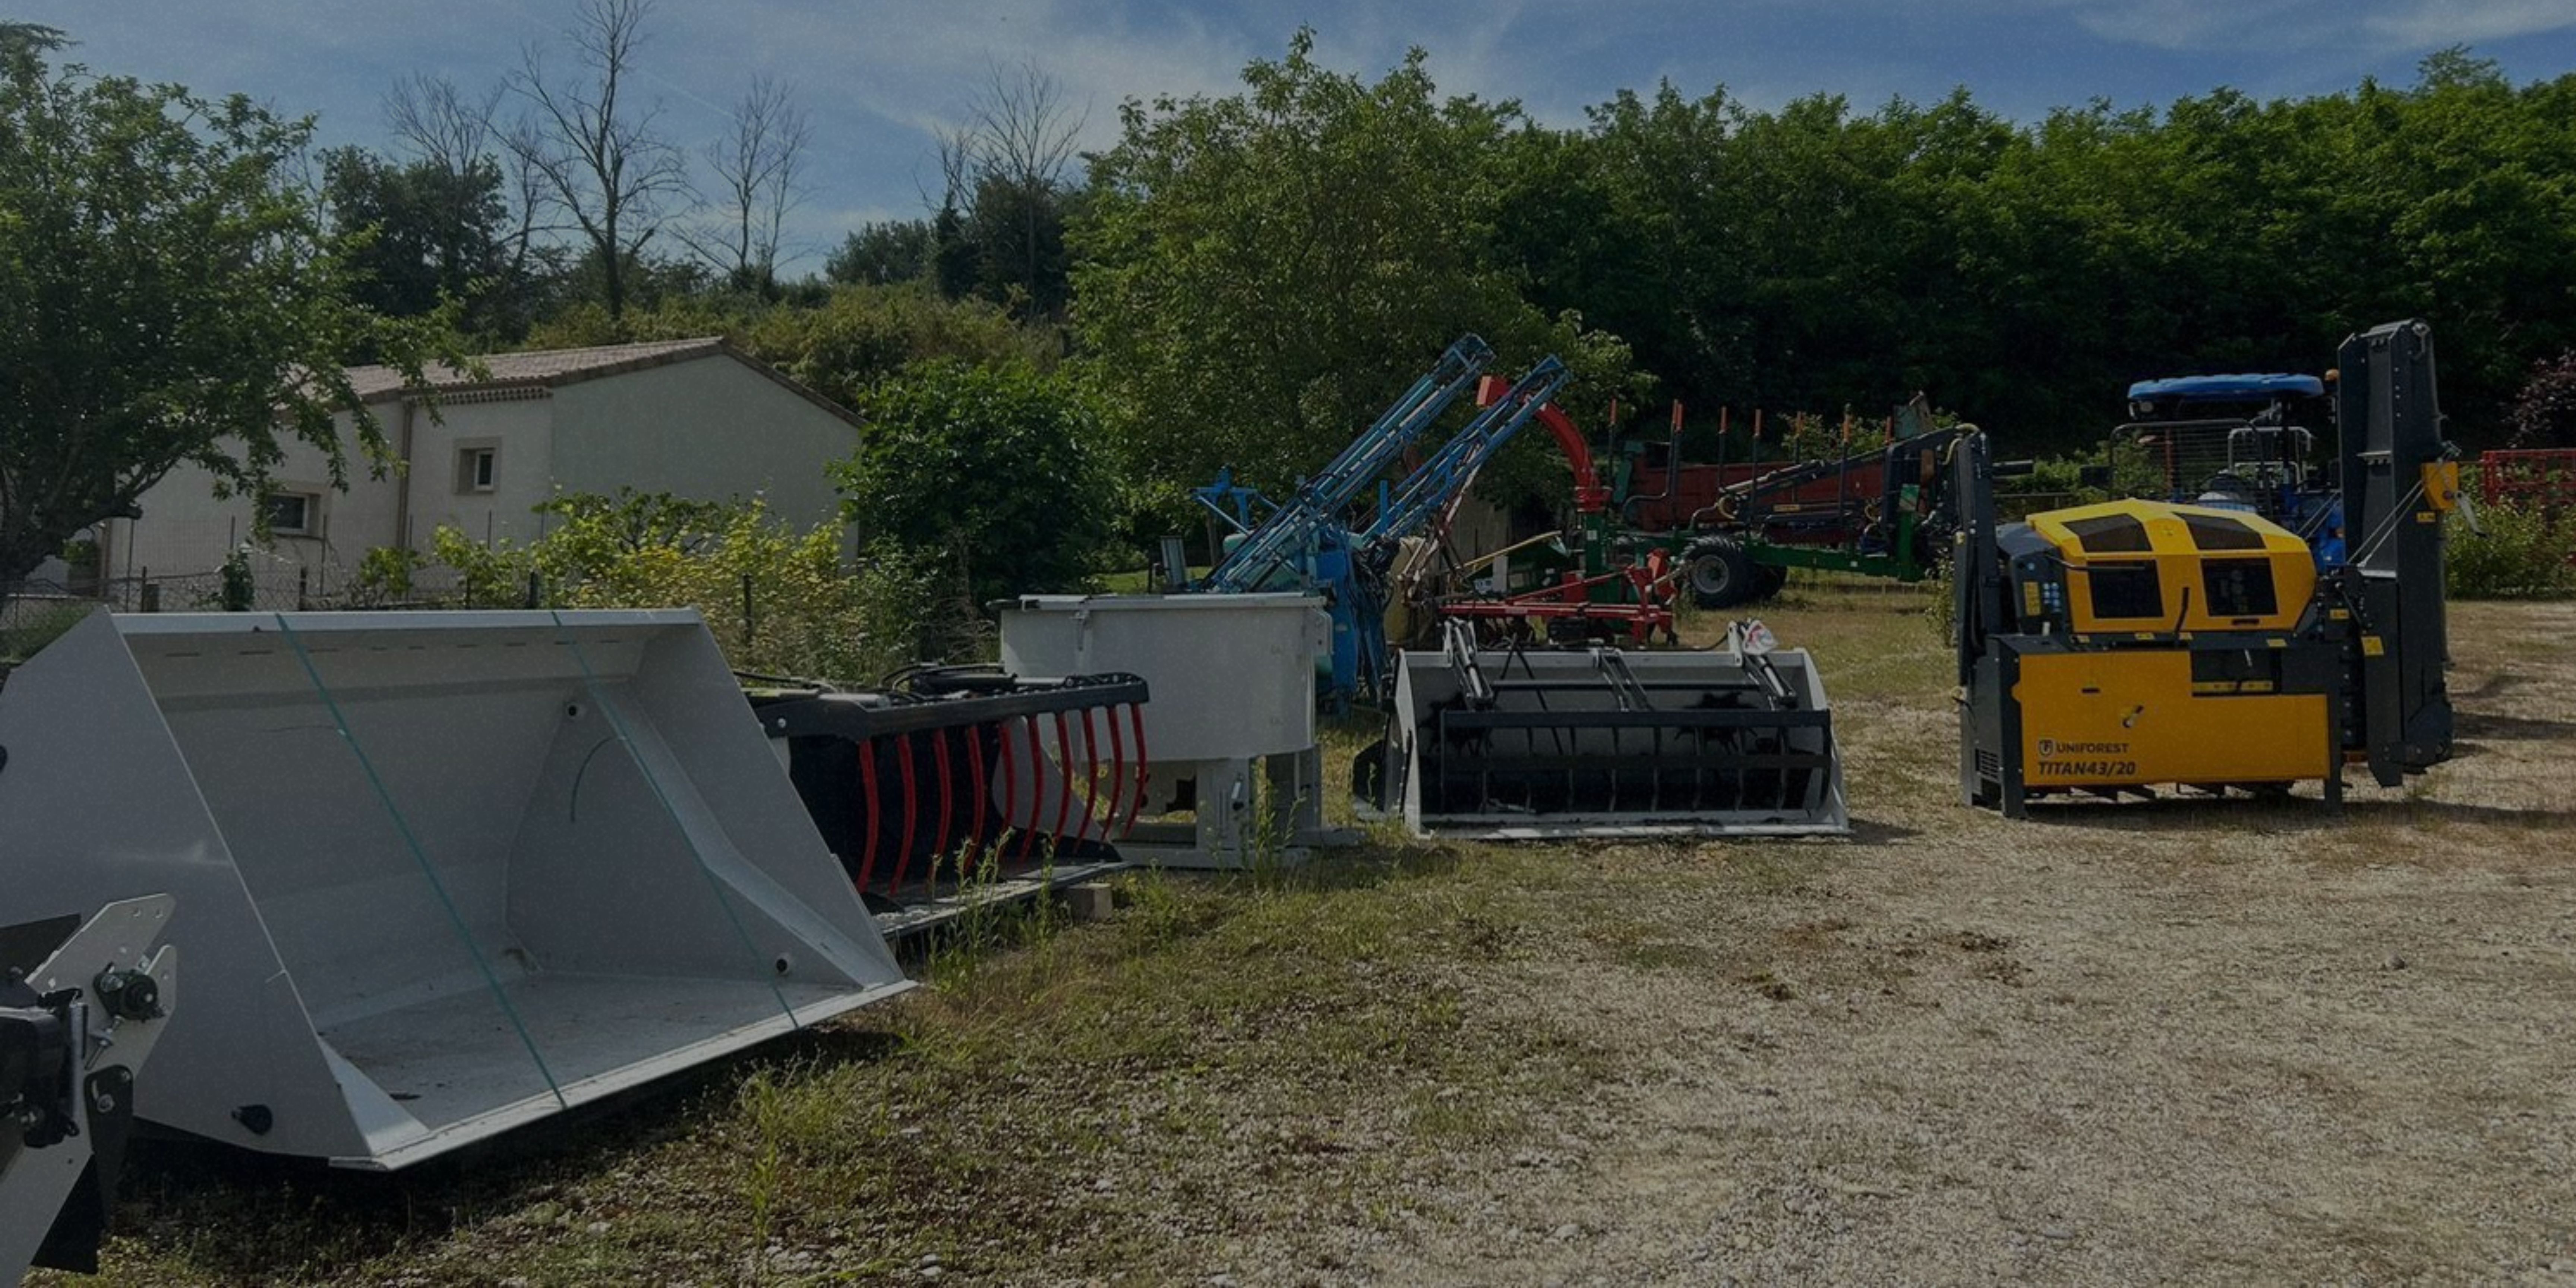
[
  {"left": 458, "top": 446, "right": 498, "bottom": 494},
  {"left": 265, "top": 491, "right": 320, "bottom": 537}
]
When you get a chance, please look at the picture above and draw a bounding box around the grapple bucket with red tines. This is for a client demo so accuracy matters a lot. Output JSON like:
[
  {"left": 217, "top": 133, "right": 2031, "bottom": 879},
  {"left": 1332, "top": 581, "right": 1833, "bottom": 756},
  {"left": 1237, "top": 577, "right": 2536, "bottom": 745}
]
[{"left": 747, "top": 667, "right": 1152, "bottom": 935}]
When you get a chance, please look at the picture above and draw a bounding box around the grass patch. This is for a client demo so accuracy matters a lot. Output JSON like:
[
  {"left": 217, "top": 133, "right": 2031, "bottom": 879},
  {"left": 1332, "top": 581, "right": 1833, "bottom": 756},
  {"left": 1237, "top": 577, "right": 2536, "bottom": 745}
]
[{"left": 73, "top": 837, "right": 1630, "bottom": 1286}]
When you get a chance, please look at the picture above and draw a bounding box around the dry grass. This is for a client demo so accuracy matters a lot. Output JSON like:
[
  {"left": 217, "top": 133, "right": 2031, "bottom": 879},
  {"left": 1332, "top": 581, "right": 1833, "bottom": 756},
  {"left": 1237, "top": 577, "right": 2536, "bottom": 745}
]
[{"left": 51, "top": 582, "right": 2576, "bottom": 1286}]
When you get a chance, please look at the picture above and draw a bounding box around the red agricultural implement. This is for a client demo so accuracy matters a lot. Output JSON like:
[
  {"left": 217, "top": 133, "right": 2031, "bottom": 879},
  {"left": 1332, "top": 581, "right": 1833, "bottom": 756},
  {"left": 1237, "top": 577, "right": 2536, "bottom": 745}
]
[
  {"left": 1435, "top": 543, "right": 1682, "bottom": 646},
  {"left": 748, "top": 668, "right": 1150, "bottom": 934},
  {"left": 2478, "top": 448, "right": 2576, "bottom": 511},
  {"left": 1415, "top": 381, "right": 1683, "bottom": 645}
]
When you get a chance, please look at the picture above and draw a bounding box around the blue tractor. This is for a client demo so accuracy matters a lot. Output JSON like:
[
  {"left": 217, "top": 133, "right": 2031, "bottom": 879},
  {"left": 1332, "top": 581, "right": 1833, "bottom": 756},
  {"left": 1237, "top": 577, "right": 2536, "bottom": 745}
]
[{"left": 2109, "top": 372, "right": 2348, "bottom": 568}]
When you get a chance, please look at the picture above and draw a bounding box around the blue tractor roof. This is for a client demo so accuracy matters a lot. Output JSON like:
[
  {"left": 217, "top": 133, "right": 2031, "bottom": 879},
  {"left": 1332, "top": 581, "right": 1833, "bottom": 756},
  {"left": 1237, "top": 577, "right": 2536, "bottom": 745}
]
[{"left": 2127, "top": 373, "right": 2326, "bottom": 401}]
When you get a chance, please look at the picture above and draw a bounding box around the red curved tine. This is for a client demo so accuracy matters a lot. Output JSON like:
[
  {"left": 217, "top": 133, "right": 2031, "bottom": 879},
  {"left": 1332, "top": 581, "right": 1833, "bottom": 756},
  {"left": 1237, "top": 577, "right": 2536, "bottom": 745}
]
[
  {"left": 1123, "top": 703, "right": 1151, "bottom": 839},
  {"left": 994, "top": 719, "right": 1018, "bottom": 872},
  {"left": 890, "top": 735, "right": 921, "bottom": 893},
  {"left": 1047, "top": 712, "right": 1077, "bottom": 855},
  {"left": 1069, "top": 706, "right": 1103, "bottom": 843},
  {"left": 1015, "top": 717, "right": 1046, "bottom": 863},
  {"left": 965, "top": 722, "right": 991, "bottom": 869},
  {"left": 1104, "top": 703, "right": 1128, "bottom": 843},
  {"left": 855, "top": 738, "right": 882, "bottom": 892},
  {"left": 929, "top": 727, "right": 956, "bottom": 878}
]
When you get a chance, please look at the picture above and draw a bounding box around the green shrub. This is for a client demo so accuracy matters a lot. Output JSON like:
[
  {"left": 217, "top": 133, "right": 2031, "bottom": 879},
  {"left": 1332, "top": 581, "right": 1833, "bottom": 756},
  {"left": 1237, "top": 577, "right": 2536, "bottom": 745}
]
[
  {"left": 834, "top": 360, "right": 1113, "bottom": 606},
  {"left": 522, "top": 282, "right": 1057, "bottom": 414},
  {"left": 429, "top": 526, "right": 535, "bottom": 609},
  {"left": 429, "top": 492, "right": 981, "bottom": 682},
  {"left": 2005, "top": 454, "right": 2113, "bottom": 508},
  {"left": 1, "top": 599, "right": 92, "bottom": 663},
  {"left": 2446, "top": 500, "right": 2576, "bottom": 599},
  {"left": 214, "top": 548, "right": 255, "bottom": 611},
  {"left": 349, "top": 545, "right": 424, "bottom": 606}
]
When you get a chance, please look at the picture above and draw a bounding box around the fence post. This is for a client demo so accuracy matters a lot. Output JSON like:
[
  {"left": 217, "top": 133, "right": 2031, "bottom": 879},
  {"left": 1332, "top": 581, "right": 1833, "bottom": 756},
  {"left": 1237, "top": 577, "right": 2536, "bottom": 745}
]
[
  {"left": 741, "top": 571, "right": 756, "bottom": 649},
  {"left": 297, "top": 567, "right": 310, "bottom": 611},
  {"left": 523, "top": 571, "right": 541, "bottom": 610}
]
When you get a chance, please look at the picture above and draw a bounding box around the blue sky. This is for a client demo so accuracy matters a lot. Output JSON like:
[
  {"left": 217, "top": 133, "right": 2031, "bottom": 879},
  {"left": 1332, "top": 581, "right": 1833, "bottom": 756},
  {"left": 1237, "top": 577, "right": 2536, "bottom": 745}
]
[{"left": 19, "top": 0, "right": 2576, "bottom": 273}]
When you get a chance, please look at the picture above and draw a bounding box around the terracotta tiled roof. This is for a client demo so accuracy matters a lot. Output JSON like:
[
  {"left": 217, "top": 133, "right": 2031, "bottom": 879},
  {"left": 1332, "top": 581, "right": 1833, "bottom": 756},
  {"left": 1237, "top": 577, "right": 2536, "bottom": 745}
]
[
  {"left": 340, "top": 336, "right": 859, "bottom": 427},
  {"left": 342, "top": 337, "right": 728, "bottom": 401}
]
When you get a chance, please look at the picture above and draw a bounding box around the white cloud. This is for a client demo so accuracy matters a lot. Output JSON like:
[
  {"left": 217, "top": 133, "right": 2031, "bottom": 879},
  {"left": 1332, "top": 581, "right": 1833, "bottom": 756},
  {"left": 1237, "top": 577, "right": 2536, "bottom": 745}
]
[
  {"left": 2059, "top": 0, "right": 2327, "bottom": 51},
  {"left": 2365, "top": 0, "right": 2576, "bottom": 45}
]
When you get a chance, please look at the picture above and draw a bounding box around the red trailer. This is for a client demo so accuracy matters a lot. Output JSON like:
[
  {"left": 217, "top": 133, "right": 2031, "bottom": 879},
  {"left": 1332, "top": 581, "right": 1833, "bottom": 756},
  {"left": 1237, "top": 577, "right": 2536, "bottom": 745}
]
[
  {"left": 1624, "top": 457, "right": 1898, "bottom": 547},
  {"left": 2479, "top": 449, "right": 2576, "bottom": 511}
]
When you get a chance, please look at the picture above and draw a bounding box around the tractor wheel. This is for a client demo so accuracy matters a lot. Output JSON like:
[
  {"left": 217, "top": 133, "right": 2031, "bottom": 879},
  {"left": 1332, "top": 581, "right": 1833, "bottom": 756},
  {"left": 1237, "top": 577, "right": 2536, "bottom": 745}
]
[
  {"left": 1752, "top": 562, "right": 1791, "bottom": 601},
  {"left": 1682, "top": 535, "right": 1758, "bottom": 609}
]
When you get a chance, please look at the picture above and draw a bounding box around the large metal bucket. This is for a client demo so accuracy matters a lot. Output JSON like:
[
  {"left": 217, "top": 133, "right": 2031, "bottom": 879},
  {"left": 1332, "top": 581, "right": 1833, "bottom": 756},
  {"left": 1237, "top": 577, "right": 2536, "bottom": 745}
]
[
  {"left": 1363, "top": 628, "right": 1849, "bottom": 839},
  {"left": 0, "top": 610, "right": 910, "bottom": 1169}
]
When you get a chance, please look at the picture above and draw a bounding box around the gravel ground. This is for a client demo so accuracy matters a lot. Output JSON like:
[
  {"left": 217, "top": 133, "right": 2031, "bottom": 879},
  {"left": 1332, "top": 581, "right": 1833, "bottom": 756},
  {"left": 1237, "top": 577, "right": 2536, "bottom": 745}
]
[{"left": 1186, "top": 596, "right": 2576, "bottom": 1286}]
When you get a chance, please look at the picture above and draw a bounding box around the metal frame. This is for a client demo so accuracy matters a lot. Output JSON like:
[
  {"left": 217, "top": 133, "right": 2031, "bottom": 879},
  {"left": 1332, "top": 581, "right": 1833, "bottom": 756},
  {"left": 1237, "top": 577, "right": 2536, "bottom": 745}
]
[
  {"left": 751, "top": 672, "right": 1152, "bottom": 932},
  {"left": 1196, "top": 337, "right": 1573, "bottom": 703},
  {"left": 3, "top": 895, "right": 179, "bottom": 1279}
]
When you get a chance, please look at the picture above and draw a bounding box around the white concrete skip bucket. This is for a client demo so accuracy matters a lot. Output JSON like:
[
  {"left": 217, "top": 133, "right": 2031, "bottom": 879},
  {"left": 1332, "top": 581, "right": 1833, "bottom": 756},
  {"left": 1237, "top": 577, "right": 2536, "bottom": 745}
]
[
  {"left": 0, "top": 609, "right": 910, "bottom": 1170},
  {"left": 1358, "top": 623, "right": 1850, "bottom": 839}
]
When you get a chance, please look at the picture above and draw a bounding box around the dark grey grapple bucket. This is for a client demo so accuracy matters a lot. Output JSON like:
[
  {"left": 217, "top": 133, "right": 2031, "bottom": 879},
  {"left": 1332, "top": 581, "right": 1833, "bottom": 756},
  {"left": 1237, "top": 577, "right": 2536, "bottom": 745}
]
[{"left": 1363, "top": 636, "right": 1849, "bottom": 839}]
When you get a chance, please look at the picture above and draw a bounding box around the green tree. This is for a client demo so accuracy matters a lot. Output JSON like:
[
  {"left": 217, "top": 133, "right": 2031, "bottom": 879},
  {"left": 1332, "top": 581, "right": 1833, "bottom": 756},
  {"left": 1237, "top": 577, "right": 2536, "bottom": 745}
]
[
  {"left": 826, "top": 219, "right": 934, "bottom": 285},
  {"left": 833, "top": 361, "right": 1111, "bottom": 604},
  {"left": 323, "top": 145, "right": 533, "bottom": 341},
  {"left": 0, "top": 42, "right": 449, "bottom": 592},
  {"left": 1073, "top": 30, "right": 1641, "bottom": 531},
  {"left": 0, "top": 21, "right": 65, "bottom": 53}
]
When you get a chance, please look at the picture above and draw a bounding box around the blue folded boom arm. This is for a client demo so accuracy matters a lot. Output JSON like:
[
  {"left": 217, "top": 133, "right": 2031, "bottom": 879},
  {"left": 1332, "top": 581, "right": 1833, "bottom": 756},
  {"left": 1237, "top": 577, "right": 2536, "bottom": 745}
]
[
  {"left": 1200, "top": 334, "right": 1496, "bottom": 594},
  {"left": 1191, "top": 337, "right": 1572, "bottom": 704}
]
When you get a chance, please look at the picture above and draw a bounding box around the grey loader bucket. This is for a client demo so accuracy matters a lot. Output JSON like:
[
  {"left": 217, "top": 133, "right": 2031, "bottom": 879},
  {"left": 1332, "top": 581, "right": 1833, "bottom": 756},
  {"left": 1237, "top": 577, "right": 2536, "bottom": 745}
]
[
  {"left": 0, "top": 610, "right": 910, "bottom": 1169},
  {"left": 1363, "top": 623, "right": 1849, "bottom": 839}
]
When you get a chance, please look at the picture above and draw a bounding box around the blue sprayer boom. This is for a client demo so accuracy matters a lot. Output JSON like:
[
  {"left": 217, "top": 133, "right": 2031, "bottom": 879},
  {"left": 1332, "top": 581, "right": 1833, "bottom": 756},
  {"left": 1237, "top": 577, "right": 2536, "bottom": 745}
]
[{"left": 1194, "top": 335, "right": 1572, "bottom": 704}]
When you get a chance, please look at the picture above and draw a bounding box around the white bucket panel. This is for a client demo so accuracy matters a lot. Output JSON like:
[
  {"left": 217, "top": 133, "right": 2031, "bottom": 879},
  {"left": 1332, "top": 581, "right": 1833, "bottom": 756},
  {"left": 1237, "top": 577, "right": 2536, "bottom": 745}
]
[
  {"left": 999, "top": 594, "right": 1325, "bottom": 763},
  {"left": 0, "top": 609, "right": 910, "bottom": 1168}
]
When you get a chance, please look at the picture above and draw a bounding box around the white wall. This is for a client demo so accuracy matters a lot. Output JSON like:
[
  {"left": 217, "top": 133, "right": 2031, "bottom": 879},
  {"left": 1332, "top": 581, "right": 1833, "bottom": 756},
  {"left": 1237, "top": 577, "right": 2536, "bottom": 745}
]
[
  {"left": 105, "top": 410, "right": 402, "bottom": 599},
  {"left": 101, "top": 353, "right": 856, "bottom": 602},
  {"left": 401, "top": 394, "right": 557, "bottom": 550},
  {"left": 549, "top": 354, "right": 855, "bottom": 530}
]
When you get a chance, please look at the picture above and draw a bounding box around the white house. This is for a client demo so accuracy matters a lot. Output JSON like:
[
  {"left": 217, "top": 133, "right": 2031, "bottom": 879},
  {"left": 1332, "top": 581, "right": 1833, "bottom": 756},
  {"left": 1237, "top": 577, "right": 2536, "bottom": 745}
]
[{"left": 99, "top": 337, "right": 864, "bottom": 596}]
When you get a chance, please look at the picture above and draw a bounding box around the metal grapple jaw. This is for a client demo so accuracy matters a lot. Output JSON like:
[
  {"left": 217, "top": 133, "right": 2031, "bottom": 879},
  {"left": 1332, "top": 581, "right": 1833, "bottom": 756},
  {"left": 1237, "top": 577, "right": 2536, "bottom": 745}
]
[{"left": 1361, "top": 623, "right": 1848, "bottom": 839}]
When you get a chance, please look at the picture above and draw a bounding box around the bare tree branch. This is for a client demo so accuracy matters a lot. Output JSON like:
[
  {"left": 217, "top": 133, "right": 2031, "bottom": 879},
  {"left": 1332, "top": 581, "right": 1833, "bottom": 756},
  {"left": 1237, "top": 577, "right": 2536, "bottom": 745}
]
[
  {"left": 969, "top": 56, "right": 1083, "bottom": 195},
  {"left": 500, "top": 0, "right": 690, "bottom": 319},
  {"left": 677, "top": 73, "right": 810, "bottom": 290},
  {"left": 962, "top": 57, "right": 1085, "bottom": 307},
  {"left": 926, "top": 120, "right": 983, "bottom": 214},
  {"left": 383, "top": 73, "right": 501, "bottom": 178}
]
